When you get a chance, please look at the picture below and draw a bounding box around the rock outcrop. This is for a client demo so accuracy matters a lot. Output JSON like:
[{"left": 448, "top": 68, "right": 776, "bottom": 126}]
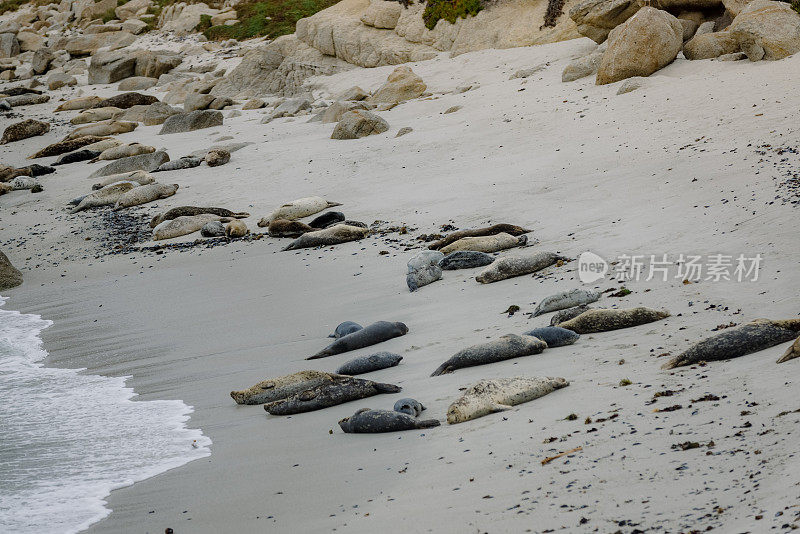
[{"left": 728, "top": 0, "right": 800, "bottom": 61}]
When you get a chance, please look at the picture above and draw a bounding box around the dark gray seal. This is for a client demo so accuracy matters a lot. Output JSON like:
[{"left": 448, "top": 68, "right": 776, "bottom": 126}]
[
  {"left": 522, "top": 327, "right": 580, "bottom": 347},
  {"left": 338, "top": 408, "right": 440, "bottom": 433},
  {"left": 308, "top": 321, "right": 408, "bottom": 360},
  {"left": 663, "top": 319, "right": 800, "bottom": 369},
  {"left": 264, "top": 377, "right": 401, "bottom": 415},
  {"left": 393, "top": 398, "right": 424, "bottom": 417},
  {"left": 336, "top": 352, "right": 403, "bottom": 375},
  {"left": 152, "top": 156, "right": 202, "bottom": 172},
  {"left": 550, "top": 305, "right": 593, "bottom": 326},
  {"left": 438, "top": 251, "right": 495, "bottom": 270},
  {"left": 53, "top": 149, "right": 101, "bottom": 165},
  {"left": 558, "top": 307, "right": 670, "bottom": 334},
  {"left": 431, "top": 334, "right": 547, "bottom": 376},
  {"left": 309, "top": 211, "right": 345, "bottom": 229},
  {"left": 328, "top": 321, "right": 363, "bottom": 339},
  {"left": 18, "top": 164, "right": 55, "bottom": 177},
  {"left": 201, "top": 221, "right": 225, "bottom": 237}
]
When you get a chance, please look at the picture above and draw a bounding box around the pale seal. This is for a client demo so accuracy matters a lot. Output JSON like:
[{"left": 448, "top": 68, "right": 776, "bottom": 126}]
[
  {"left": 98, "top": 143, "right": 155, "bottom": 161},
  {"left": 309, "top": 211, "right": 345, "bottom": 229},
  {"left": 778, "top": 335, "right": 800, "bottom": 363},
  {"left": 264, "top": 377, "right": 402, "bottom": 415},
  {"left": 550, "top": 305, "right": 593, "bottom": 326},
  {"left": 70, "top": 181, "right": 137, "bottom": 213},
  {"left": 446, "top": 376, "right": 569, "bottom": 424},
  {"left": 394, "top": 398, "right": 425, "bottom": 417},
  {"left": 431, "top": 334, "right": 547, "bottom": 376},
  {"left": 407, "top": 250, "right": 444, "bottom": 292},
  {"left": 308, "top": 321, "right": 408, "bottom": 360},
  {"left": 92, "top": 170, "right": 154, "bottom": 190},
  {"left": 438, "top": 251, "right": 495, "bottom": 270},
  {"left": 532, "top": 288, "right": 601, "bottom": 317},
  {"left": 268, "top": 219, "right": 314, "bottom": 238},
  {"left": 522, "top": 327, "right": 580, "bottom": 347},
  {"left": 257, "top": 196, "right": 342, "bottom": 227},
  {"left": 662, "top": 319, "right": 800, "bottom": 369},
  {"left": 329, "top": 321, "right": 363, "bottom": 338},
  {"left": 336, "top": 352, "right": 403, "bottom": 375},
  {"left": 150, "top": 206, "right": 250, "bottom": 228},
  {"left": 230, "top": 370, "right": 342, "bottom": 405},
  {"left": 475, "top": 252, "right": 566, "bottom": 284},
  {"left": 153, "top": 214, "right": 227, "bottom": 241},
  {"left": 201, "top": 221, "right": 226, "bottom": 237},
  {"left": 338, "top": 408, "right": 440, "bottom": 433},
  {"left": 114, "top": 183, "right": 178, "bottom": 210},
  {"left": 429, "top": 224, "right": 531, "bottom": 250},
  {"left": 205, "top": 149, "right": 230, "bottom": 167},
  {"left": 225, "top": 220, "right": 248, "bottom": 238},
  {"left": 557, "top": 307, "right": 670, "bottom": 334},
  {"left": 282, "top": 224, "right": 369, "bottom": 251},
  {"left": 440, "top": 233, "right": 527, "bottom": 255}
]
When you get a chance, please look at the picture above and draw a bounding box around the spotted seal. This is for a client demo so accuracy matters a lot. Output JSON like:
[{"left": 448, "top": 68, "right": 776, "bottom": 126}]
[
  {"left": 440, "top": 233, "right": 527, "bottom": 255},
  {"left": 153, "top": 214, "right": 227, "bottom": 241},
  {"left": 429, "top": 224, "right": 531, "bottom": 250},
  {"left": 308, "top": 321, "right": 408, "bottom": 360},
  {"left": 329, "top": 321, "right": 363, "bottom": 338},
  {"left": 431, "top": 334, "right": 547, "bottom": 376},
  {"left": 550, "top": 305, "right": 593, "bottom": 326},
  {"left": 70, "top": 181, "right": 137, "bottom": 213},
  {"left": 53, "top": 149, "right": 101, "bottom": 165},
  {"left": 438, "top": 251, "right": 495, "bottom": 270},
  {"left": 532, "top": 288, "right": 601, "bottom": 317},
  {"left": 778, "top": 335, "right": 800, "bottom": 363},
  {"left": 663, "top": 319, "right": 800, "bottom": 369},
  {"left": 92, "top": 170, "right": 154, "bottom": 190},
  {"left": 152, "top": 156, "right": 202, "bottom": 173},
  {"left": 149, "top": 206, "right": 250, "bottom": 228},
  {"left": 282, "top": 224, "right": 369, "bottom": 251},
  {"left": 268, "top": 219, "right": 314, "bottom": 238},
  {"left": 309, "top": 211, "right": 345, "bottom": 229},
  {"left": 114, "top": 183, "right": 178, "bottom": 210},
  {"left": 28, "top": 136, "right": 108, "bottom": 158},
  {"left": 201, "top": 220, "right": 226, "bottom": 237},
  {"left": 264, "top": 377, "right": 401, "bottom": 415},
  {"left": 394, "top": 398, "right": 425, "bottom": 417},
  {"left": 522, "top": 327, "right": 580, "bottom": 347},
  {"left": 446, "top": 376, "right": 569, "bottom": 424},
  {"left": 98, "top": 143, "right": 155, "bottom": 161},
  {"left": 257, "top": 196, "right": 342, "bottom": 227},
  {"left": 230, "top": 370, "right": 343, "bottom": 405},
  {"left": 558, "top": 307, "right": 670, "bottom": 334},
  {"left": 475, "top": 252, "right": 566, "bottom": 284},
  {"left": 407, "top": 250, "right": 444, "bottom": 292},
  {"left": 336, "top": 352, "right": 403, "bottom": 375},
  {"left": 338, "top": 408, "right": 440, "bottom": 433}
]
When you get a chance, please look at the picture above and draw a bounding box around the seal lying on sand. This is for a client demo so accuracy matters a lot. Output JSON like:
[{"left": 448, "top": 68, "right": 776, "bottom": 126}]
[
  {"left": 257, "top": 196, "right": 342, "bottom": 226},
  {"left": 309, "top": 321, "right": 408, "bottom": 360},
  {"left": 282, "top": 224, "right": 369, "bottom": 251},
  {"left": 152, "top": 156, "right": 202, "bottom": 172},
  {"left": 476, "top": 252, "right": 565, "bottom": 284},
  {"left": 309, "top": 211, "right": 345, "bottom": 229},
  {"left": 339, "top": 408, "right": 440, "bottom": 433},
  {"left": 230, "top": 370, "right": 342, "bottom": 405},
  {"left": 778, "top": 335, "right": 800, "bottom": 363},
  {"left": 446, "top": 376, "right": 569, "bottom": 424},
  {"left": 522, "top": 327, "right": 580, "bottom": 347},
  {"left": 114, "top": 183, "right": 178, "bottom": 210},
  {"left": 329, "top": 321, "right": 363, "bottom": 338},
  {"left": 394, "top": 398, "right": 425, "bottom": 417},
  {"left": 92, "top": 170, "right": 154, "bottom": 190},
  {"left": 550, "top": 305, "right": 593, "bottom": 326},
  {"left": 225, "top": 220, "right": 248, "bottom": 238},
  {"left": 70, "top": 181, "right": 137, "bottom": 213},
  {"left": 407, "top": 250, "right": 444, "bottom": 291},
  {"left": 440, "top": 233, "right": 527, "bottom": 255},
  {"left": 438, "top": 251, "right": 495, "bottom": 270},
  {"left": 429, "top": 224, "right": 530, "bottom": 250},
  {"left": 336, "top": 352, "right": 403, "bottom": 375},
  {"left": 53, "top": 149, "right": 101, "bottom": 165},
  {"left": 97, "top": 143, "right": 154, "bottom": 161},
  {"left": 662, "top": 319, "right": 800, "bottom": 369},
  {"left": 150, "top": 206, "right": 250, "bottom": 228},
  {"left": 532, "top": 288, "right": 601, "bottom": 317},
  {"left": 153, "top": 214, "right": 228, "bottom": 241},
  {"left": 264, "top": 377, "right": 401, "bottom": 415},
  {"left": 201, "top": 220, "right": 225, "bottom": 237},
  {"left": 558, "top": 307, "right": 670, "bottom": 334},
  {"left": 431, "top": 334, "right": 547, "bottom": 376},
  {"left": 268, "top": 219, "right": 314, "bottom": 238},
  {"left": 29, "top": 135, "right": 108, "bottom": 158}
]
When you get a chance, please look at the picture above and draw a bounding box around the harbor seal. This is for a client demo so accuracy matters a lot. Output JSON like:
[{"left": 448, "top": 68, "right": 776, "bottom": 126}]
[
  {"left": 201, "top": 220, "right": 226, "bottom": 237},
  {"left": 257, "top": 196, "right": 342, "bottom": 226},
  {"left": 532, "top": 288, "right": 601, "bottom": 317},
  {"left": 438, "top": 251, "right": 495, "bottom": 270},
  {"left": 92, "top": 170, "right": 154, "bottom": 190},
  {"left": 70, "top": 181, "right": 137, "bottom": 213},
  {"left": 407, "top": 250, "right": 444, "bottom": 292},
  {"left": 329, "top": 321, "right": 363, "bottom": 338},
  {"left": 476, "top": 252, "right": 566, "bottom": 284},
  {"left": 309, "top": 211, "right": 345, "bottom": 229},
  {"left": 431, "top": 334, "right": 547, "bottom": 376},
  {"left": 778, "top": 335, "right": 800, "bottom": 363},
  {"left": 550, "top": 305, "right": 593, "bottom": 326},
  {"left": 150, "top": 206, "right": 250, "bottom": 228},
  {"left": 336, "top": 352, "right": 403, "bottom": 375},
  {"left": 205, "top": 149, "right": 230, "bottom": 167},
  {"left": 440, "top": 233, "right": 527, "bottom": 255},
  {"left": 662, "top": 319, "right": 800, "bottom": 369},
  {"left": 308, "top": 321, "right": 408, "bottom": 360},
  {"left": 522, "top": 327, "right": 580, "bottom": 347},
  {"left": 558, "top": 307, "right": 670, "bottom": 334},
  {"left": 28, "top": 135, "right": 108, "bottom": 158},
  {"left": 446, "top": 376, "right": 569, "bottom": 424},
  {"left": 282, "top": 224, "right": 369, "bottom": 251},
  {"left": 98, "top": 143, "right": 155, "bottom": 161},
  {"left": 152, "top": 156, "right": 202, "bottom": 172},
  {"left": 339, "top": 408, "right": 440, "bottom": 433},
  {"left": 64, "top": 120, "right": 137, "bottom": 141},
  {"left": 394, "top": 398, "right": 425, "bottom": 417},
  {"left": 153, "top": 214, "right": 226, "bottom": 241},
  {"left": 264, "top": 377, "right": 401, "bottom": 415},
  {"left": 114, "top": 183, "right": 178, "bottom": 210},
  {"left": 225, "top": 220, "right": 248, "bottom": 238},
  {"left": 230, "top": 370, "right": 342, "bottom": 405},
  {"left": 429, "top": 224, "right": 531, "bottom": 250},
  {"left": 268, "top": 219, "right": 314, "bottom": 238},
  {"left": 81, "top": 138, "right": 123, "bottom": 153},
  {"left": 53, "top": 149, "right": 101, "bottom": 165}
]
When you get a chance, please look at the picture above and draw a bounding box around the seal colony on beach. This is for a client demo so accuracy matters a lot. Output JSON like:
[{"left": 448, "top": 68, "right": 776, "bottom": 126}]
[{"left": 264, "top": 377, "right": 402, "bottom": 415}]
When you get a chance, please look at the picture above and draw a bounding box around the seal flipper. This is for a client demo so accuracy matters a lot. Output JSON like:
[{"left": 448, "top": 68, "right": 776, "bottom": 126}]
[
  {"left": 490, "top": 403, "right": 513, "bottom": 413},
  {"left": 415, "top": 419, "right": 441, "bottom": 429},
  {"left": 430, "top": 362, "right": 453, "bottom": 376},
  {"left": 307, "top": 349, "right": 332, "bottom": 360}
]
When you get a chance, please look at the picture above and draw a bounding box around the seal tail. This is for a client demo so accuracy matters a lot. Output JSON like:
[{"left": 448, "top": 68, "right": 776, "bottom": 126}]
[
  {"left": 326, "top": 201, "right": 343, "bottom": 208},
  {"left": 306, "top": 350, "right": 332, "bottom": 360},
  {"left": 430, "top": 362, "right": 452, "bottom": 376},
  {"left": 375, "top": 383, "right": 402, "bottom": 393},
  {"left": 416, "top": 419, "right": 441, "bottom": 429},
  {"left": 232, "top": 212, "right": 250, "bottom": 219}
]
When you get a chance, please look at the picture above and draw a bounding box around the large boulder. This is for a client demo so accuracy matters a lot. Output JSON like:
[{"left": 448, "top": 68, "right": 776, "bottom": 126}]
[
  {"left": 143, "top": 102, "right": 181, "bottom": 125},
  {"left": 331, "top": 110, "right": 389, "bottom": 139},
  {"left": 0, "top": 250, "right": 23, "bottom": 291},
  {"left": 48, "top": 72, "right": 77, "bottom": 90},
  {"left": 569, "top": 0, "right": 640, "bottom": 44},
  {"left": 15, "top": 30, "right": 44, "bottom": 52},
  {"left": 134, "top": 51, "right": 182, "bottom": 78},
  {"left": 159, "top": 2, "right": 219, "bottom": 35},
  {"left": 88, "top": 50, "right": 137, "bottom": 84},
  {"left": 0, "top": 33, "right": 20, "bottom": 58},
  {"left": 31, "top": 47, "right": 55, "bottom": 74},
  {"left": 321, "top": 100, "right": 372, "bottom": 123},
  {"left": 1, "top": 119, "right": 50, "bottom": 144},
  {"left": 118, "top": 76, "right": 158, "bottom": 91},
  {"left": 722, "top": 0, "right": 749, "bottom": 17},
  {"left": 562, "top": 47, "right": 605, "bottom": 81},
  {"left": 184, "top": 92, "right": 215, "bottom": 112},
  {"left": 367, "top": 66, "right": 426, "bottom": 104},
  {"left": 74, "top": 0, "right": 117, "bottom": 21},
  {"left": 596, "top": 7, "right": 683, "bottom": 85},
  {"left": 159, "top": 110, "right": 223, "bottom": 134},
  {"left": 728, "top": 0, "right": 800, "bottom": 61},
  {"left": 58, "top": 31, "right": 136, "bottom": 57},
  {"left": 683, "top": 31, "right": 739, "bottom": 59},
  {"left": 88, "top": 150, "right": 170, "bottom": 179},
  {"left": 360, "top": 0, "right": 403, "bottom": 29}
]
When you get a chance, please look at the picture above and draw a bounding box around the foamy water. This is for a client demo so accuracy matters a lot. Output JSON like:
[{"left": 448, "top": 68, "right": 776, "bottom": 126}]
[{"left": 0, "top": 297, "right": 211, "bottom": 533}]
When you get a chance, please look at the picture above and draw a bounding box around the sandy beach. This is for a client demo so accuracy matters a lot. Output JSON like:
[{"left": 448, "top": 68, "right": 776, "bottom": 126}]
[{"left": 3, "top": 27, "right": 800, "bottom": 533}]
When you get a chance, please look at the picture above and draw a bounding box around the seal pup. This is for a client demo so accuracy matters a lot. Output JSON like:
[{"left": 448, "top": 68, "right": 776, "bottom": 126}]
[
  {"left": 92, "top": 170, "right": 154, "bottom": 190},
  {"left": 338, "top": 408, "right": 440, "bottom": 433},
  {"left": 662, "top": 319, "right": 800, "bottom": 369},
  {"left": 53, "top": 149, "right": 101, "bottom": 165},
  {"left": 446, "top": 376, "right": 569, "bottom": 424},
  {"left": 114, "top": 183, "right": 178, "bottom": 210},
  {"left": 282, "top": 224, "right": 369, "bottom": 251},
  {"left": 264, "top": 377, "right": 401, "bottom": 415},
  {"left": 225, "top": 220, "right": 248, "bottom": 238},
  {"left": 153, "top": 214, "right": 228, "bottom": 241},
  {"left": 532, "top": 288, "right": 601, "bottom": 317},
  {"left": 394, "top": 398, "right": 425, "bottom": 417},
  {"left": 150, "top": 206, "right": 250, "bottom": 228},
  {"left": 407, "top": 250, "right": 444, "bottom": 291},
  {"left": 476, "top": 252, "right": 566, "bottom": 284},
  {"left": 778, "top": 335, "right": 800, "bottom": 363},
  {"left": 70, "top": 181, "right": 137, "bottom": 213},
  {"left": 329, "top": 321, "right": 363, "bottom": 338},
  {"left": 558, "top": 307, "right": 670, "bottom": 334},
  {"left": 257, "top": 196, "right": 342, "bottom": 226},
  {"left": 440, "top": 233, "right": 527, "bottom": 255},
  {"left": 268, "top": 219, "right": 314, "bottom": 238},
  {"left": 336, "top": 352, "right": 403, "bottom": 375},
  {"left": 550, "top": 305, "right": 593, "bottom": 326},
  {"left": 522, "top": 327, "right": 580, "bottom": 347},
  {"left": 308, "top": 321, "right": 408, "bottom": 360},
  {"left": 429, "top": 224, "right": 531, "bottom": 250},
  {"left": 230, "top": 370, "right": 343, "bottom": 405},
  {"left": 309, "top": 211, "right": 345, "bottom": 229},
  {"left": 97, "top": 143, "right": 155, "bottom": 161},
  {"left": 201, "top": 220, "right": 225, "bottom": 237},
  {"left": 431, "top": 334, "right": 547, "bottom": 376},
  {"left": 438, "top": 251, "right": 495, "bottom": 270},
  {"left": 152, "top": 156, "right": 202, "bottom": 172}
]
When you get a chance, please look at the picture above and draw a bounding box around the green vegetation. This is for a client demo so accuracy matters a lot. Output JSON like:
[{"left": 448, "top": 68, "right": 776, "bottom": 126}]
[
  {"left": 101, "top": 7, "right": 117, "bottom": 22},
  {"left": 0, "top": 0, "right": 33, "bottom": 16},
  {"left": 196, "top": 13, "right": 213, "bottom": 32},
  {"left": 422, "top": 0, "right": 483, "bottom": 31},
  {"left": 203, "top": 0, "right": 339, "bottom": 41}
]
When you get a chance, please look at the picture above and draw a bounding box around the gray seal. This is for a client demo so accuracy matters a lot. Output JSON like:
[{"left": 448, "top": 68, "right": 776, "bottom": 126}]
[
  {"left": 329, "top": 321, "right": 363, "bottom": 338},
  {"left": 336, "top": 352, "right": 403, "bottom": 375},
  {"left": 428, "top": 223, "right": 531, "bottom": 250},
  {"left": 152, "top": 156, "right": 202, "bottom": 172},
  {"left": 438, "top": 251, "right": 495, "bottom": 270},
  {"left": 308, "top": 321, "right": 408, "bottom": 360},
  {"left": 407, "top": 250, "right": 444, "bottom": 292},
  {"left": 338, "top": 408, "right": 440, "bottom": 433},
  {"left": 431, "top": 334, "right": 547, "bottom": 376},
  {"left": 550, "top": 305, "right": 593, "bottom": 326},
  {"left": 532, "top": 288, "right": 601, "bottom": 317},
  {"left": 663, "top": 319, "right": 800, "bottom": 369},
  {"left": 394, "top": 398, "right": 424, "bottom": 417},
  {"left": 558, "top": 307, "right": 670, "bottom": 334},
  {"left": 53, "top": 149, "right": 101, "bottom": 165},
  {"left": 264, "top": 377, "right": 401, "bottom": 415},
  {"left": 522, "top": 327, "right": 580, "bottom": 347},
  {"left": 201, "top": 220, "right": 225, "bottom": 237},
  {"left": 150, "top": 206, "right": 250, "bottom": 228},
  {"left": 309, "top": 211, "right": 345, "bottom": 229}
]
